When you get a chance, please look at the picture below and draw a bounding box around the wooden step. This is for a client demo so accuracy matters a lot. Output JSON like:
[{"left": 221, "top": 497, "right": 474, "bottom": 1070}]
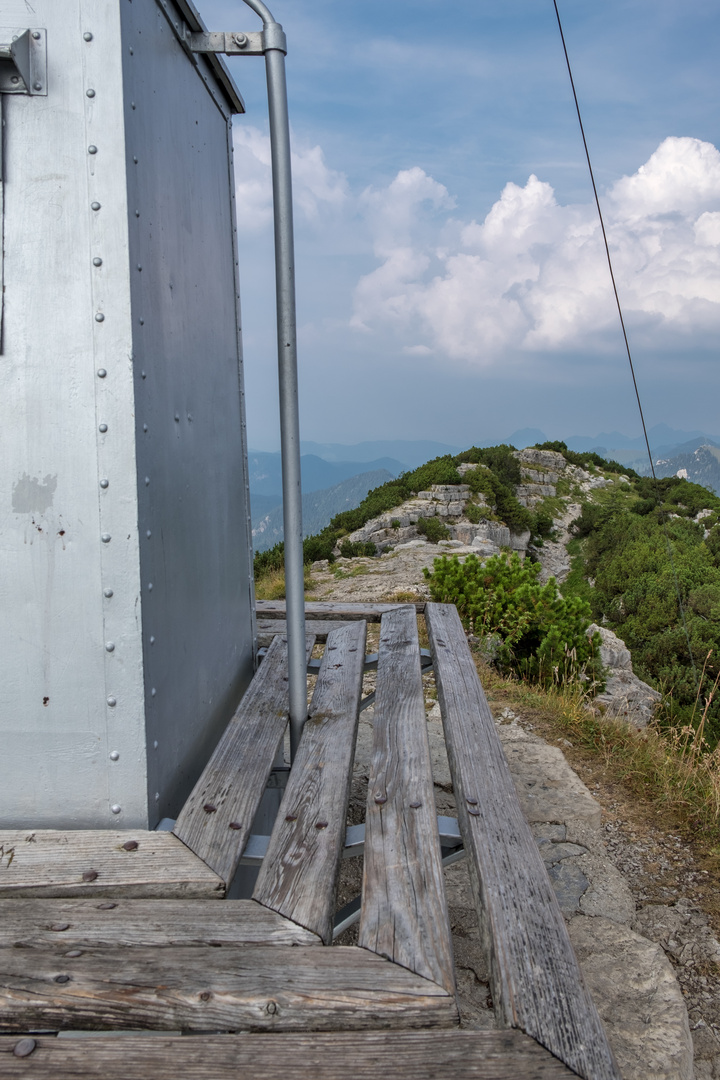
[
  {"left": 0, "top": 899, "right": 319, "bottom": 949},
  {"left": 426, "top": 603, "right": 620, "bottom": 1080},
  {"left": 173, "top": 632, "right": 316, "bottom": 885},
  {"left": 0, "top": 831, "right": 222, "bottom": 899},
  {"left": 256, "top": 600, "right": 425, "bottom": 621},
  {"left": 359, "top": 607, "right": 455, "bottom": 994},
  {"left": 0, "top": 945, "right": 456, "bottom": 1033},
  {"left": 254, "top": 622, "right": 367, "bottom": 944},
  {"left": 0, "top": 1030, "right": 578, "bottom": 1079}
]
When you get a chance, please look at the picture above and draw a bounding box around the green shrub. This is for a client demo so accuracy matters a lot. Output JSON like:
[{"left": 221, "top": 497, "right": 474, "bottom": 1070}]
[
  {"left": 466, "top": 502, "right": 485, "bottom": 524},
  {"left": 533, "top": 509, "right": 555, "bottom": 539},
  {"left": 424, "top": 552, "right": 603, "bottom": 688},
  {"left": 417, "top": 515, "right": 450, "bottom": 543},
  {"left": 339, "top": 539, "right": 377, "bottom": 558}
]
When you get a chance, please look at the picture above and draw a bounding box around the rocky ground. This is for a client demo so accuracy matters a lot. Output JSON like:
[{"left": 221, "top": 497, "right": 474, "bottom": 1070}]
[{"left": 310, "top": 540, "right": 720, "bottom": 1080}]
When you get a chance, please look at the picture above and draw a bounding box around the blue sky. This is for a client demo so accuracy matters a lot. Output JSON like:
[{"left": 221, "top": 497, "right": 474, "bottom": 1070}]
[{"left": 202, "top": 0, "right": 720, "bottom": 451}]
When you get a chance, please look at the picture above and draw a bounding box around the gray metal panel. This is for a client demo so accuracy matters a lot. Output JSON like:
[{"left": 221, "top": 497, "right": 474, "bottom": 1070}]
[
  {"left": 121, "top": 0, "right": 255, "bottom": 823},
  {"left": 0, "top": 0, "right": 148, "bottom": 827}
]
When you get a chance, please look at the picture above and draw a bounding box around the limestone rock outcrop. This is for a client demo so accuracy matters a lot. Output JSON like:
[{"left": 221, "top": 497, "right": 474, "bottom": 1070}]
[{"left": 588, "top": 623, "right": 661, "bottom": 728}]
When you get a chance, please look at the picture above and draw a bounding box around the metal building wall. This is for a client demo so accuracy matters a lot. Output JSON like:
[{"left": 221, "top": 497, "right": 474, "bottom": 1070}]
[
  {"left": 120, "top": 0, "right": 256, "bottom": 822},
  {"left": 0, "top": 0, "right": 255, "bottom": 829}
]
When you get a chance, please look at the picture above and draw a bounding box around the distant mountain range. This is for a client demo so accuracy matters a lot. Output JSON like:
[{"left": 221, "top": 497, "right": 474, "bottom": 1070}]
[
  {"left": 248, "top": 451, "right": 404, "bottom": 497},
  {"left": 251, "top": 469, "right": 394, "bottom": 553},
  {"left": 653, "top": 442, "right": 720, "bottom": 495},
  {"left": 248, "top": 427, "right": 720, "bottom": 549}
]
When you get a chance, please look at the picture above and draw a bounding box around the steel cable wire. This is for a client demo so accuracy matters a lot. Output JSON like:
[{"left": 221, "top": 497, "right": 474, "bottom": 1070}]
[{"left": 552, "top": 0, "right": 699, "bottom": 691}]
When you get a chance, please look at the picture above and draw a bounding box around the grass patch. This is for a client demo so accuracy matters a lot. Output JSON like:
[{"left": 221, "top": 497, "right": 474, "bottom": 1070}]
[
  {"left": 476, "top": 655, "right": 720, "bottom": 846},
  {"left": 255, "top": 566, "right": 316, "bottom": 601}
]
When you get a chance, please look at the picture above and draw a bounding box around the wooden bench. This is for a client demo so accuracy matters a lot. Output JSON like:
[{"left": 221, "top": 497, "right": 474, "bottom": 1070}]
[{"left": 0, "top": 601, "right": 620, "bottom": 1079}]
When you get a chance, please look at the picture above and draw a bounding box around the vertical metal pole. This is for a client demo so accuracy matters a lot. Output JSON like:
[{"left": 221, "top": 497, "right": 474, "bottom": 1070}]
[{"left": 242, "top": 1, "right": 307, "bottom": 759}]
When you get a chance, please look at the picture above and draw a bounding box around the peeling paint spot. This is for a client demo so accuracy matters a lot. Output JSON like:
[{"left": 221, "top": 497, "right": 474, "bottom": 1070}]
[{"left": 12, "top": 473, "right": 58, "bottom": 514}]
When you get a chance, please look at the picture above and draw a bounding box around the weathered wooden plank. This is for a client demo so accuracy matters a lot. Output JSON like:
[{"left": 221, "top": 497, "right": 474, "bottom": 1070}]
[
  {"left": 0, "top": 1031, "right": 578, "bottom": 1079},
  {"left": 358, "top": 607, "right": 455, "bottom": 994},
  {"left": 425, "top": 603, "right": 621, "bottom": 1080},
  {"left": 254, "top": 622, "right": 367, "bottom": 944},
  {"left": 257, "top": 600, "right": 425, "bottom": 621},
  {"left": 173, "top": 632, "right": 315, "bottom": 886},
  {"left": 0, "top": 831, "right": 223, "bottom": 899},
  {"left": 0, "top": 899, "right": 319, "bottom": 949},
  {"left": 257, "top": 618, "right": 353, "bottom": 646},
  {"left": 0, "top": 945, "right": 456, "bottom": 1033}
]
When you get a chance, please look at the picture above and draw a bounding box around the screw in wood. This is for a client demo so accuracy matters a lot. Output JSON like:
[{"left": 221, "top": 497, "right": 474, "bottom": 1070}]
[{"left": 13, "top": 1039, "right": 36, "bottom": 1059}]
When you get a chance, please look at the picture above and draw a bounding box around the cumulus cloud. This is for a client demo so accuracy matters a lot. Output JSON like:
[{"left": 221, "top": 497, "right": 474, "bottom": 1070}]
[
  {"left": 351, "top": 137, "right": 720, "bottom": 362},
  {"left": 233, "top": 125, "right": 348, "bottom": 232}
]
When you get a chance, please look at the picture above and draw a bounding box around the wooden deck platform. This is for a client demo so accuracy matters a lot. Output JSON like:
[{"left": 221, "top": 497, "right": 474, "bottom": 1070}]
[{"left": 0, "top": 603, "right": 620, "bottom": 1079}]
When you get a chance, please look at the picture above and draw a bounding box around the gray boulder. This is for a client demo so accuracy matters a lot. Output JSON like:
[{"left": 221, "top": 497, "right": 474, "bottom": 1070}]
[{"left": 588, "top": 623, "right": 661, "bottom": 729}]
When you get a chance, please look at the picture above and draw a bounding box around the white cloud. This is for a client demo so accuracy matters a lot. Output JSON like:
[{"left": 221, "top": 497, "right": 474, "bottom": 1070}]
[
  {"left": 351, "top": 137, "right": 720, "bottom": 362},
  {"left": 233, "top": 125, "right": 348, "bottom": 232}
]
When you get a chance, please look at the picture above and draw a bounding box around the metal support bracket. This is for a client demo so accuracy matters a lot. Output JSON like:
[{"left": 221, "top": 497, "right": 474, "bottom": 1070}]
[
  {"left": 184, "top": 24, "right": 287, "bottom": 57},
  {"left": 0, "top": 29, "right": 47, "bottom": 96}
]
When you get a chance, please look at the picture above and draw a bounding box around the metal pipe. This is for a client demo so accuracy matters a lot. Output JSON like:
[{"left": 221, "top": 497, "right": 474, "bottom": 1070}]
[{"left": 241, "top": 0, "right": 307, "bottom": 759}]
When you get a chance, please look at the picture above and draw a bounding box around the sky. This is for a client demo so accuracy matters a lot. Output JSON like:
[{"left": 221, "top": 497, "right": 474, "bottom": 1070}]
[{"left": 201, "top": 0, "right": 720, "bottom": 452}]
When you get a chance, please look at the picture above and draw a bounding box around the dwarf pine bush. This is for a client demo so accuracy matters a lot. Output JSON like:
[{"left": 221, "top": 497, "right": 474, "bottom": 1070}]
[{"left": 424, "top": 552, "right": 603, "bottom": 688}]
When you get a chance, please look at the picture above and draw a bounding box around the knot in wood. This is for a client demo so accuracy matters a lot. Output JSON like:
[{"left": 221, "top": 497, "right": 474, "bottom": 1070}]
[
  {"left": 266, "top": 1000, "right": 279, "bottom": 1015},
  {"left": 49, "top": 922, "right": 70, "bottom": 932}
]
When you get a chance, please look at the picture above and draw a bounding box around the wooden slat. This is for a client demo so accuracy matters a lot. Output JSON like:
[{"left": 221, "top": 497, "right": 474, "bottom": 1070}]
[
  {"left": 425, "top": 603, "right": 621, "bottom": 1080},
  {"left": 173, "top": 632, "right": 315, "bottom": 885},
  {"left": 0, "top": 899, "right": 319, "bottom": 949},
  {"left": 254, "top": 622, "right": 367, "bottom": 944},
  {"left": 358, "top": 606, "right": 455, "bottom": 994},
  {"left": 257, "top": 600, "right": 425, "bottom": 621},
  {"left": 0, "top": 831, "right": 222, "bottom": 899},
  {"left": 257, "top": 618, "right": 353, "bottom": 646},
  {"left": 0, "top": 1031, "right": 578, "bottom": 1079},
  {"left": 0, "top": 945, "right": 455, "bottom": 1033}
]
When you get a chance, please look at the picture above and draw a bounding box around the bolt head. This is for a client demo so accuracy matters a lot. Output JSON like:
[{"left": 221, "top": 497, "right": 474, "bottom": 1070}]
[
  {"left": 233, "top": 32, "right": 248, "bottom": 47},
  {"left": 99, "top": 479, "right": 109, "bottom": 489},
  {"left": 109, "top": 751, "right": 119, "bottom": 761},
  {"left": 106, "top": 696, "right": 116, "bottom": 707},
  {"left": 97, "top": 368, "right": 107, "bottom": 378},
  {"left": 86, "top": 88, "right": 96, "bottom": 98},
  {"left": 105, "top": 642, "right": 115, "bottom": 652},
  {"left": 101, "top": 533, "right": 111, "bottom": 543},
  {"left": 98, "top": 423, "right": 108, "bottom": 433},
  {"left": 93, "top": 257, "right": 102, "bottom": 266},
  {"left": 33, "top": 82, "right": 42, "bottom": 91},
  {"left": 111, "top": 804, "right": 121, "bottom": 814},
  {"left": 91, "top": 201, "right": 101, "bottom": 211},
  {"left": 103, "top": 588, "right": 113, "bottom": 598},
  {"left": 13, "top": 1039, "right": 36, "bottom": 1059},
  {"left": 32, "top": 31, "right": 41, "bottom": 40},
  {"left": 95, "top": 312, "right": 105, "bottom": 323},
  {"left": 83, "top": 32, "right": 93, "bottom": 41}
]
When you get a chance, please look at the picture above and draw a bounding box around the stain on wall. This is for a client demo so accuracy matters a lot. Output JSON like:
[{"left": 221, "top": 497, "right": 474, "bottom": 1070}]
[{"left": 12, "top": 474, "right": 58, "bottom": 514}]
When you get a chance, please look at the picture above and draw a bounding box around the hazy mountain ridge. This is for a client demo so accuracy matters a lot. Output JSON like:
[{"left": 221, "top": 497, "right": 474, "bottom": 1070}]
[
  {"left": 252, "top": 469, "right": 394, "bottom": 552},
  {"left": 653, "top": 443, "right": 720, "bottom": 496}
]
